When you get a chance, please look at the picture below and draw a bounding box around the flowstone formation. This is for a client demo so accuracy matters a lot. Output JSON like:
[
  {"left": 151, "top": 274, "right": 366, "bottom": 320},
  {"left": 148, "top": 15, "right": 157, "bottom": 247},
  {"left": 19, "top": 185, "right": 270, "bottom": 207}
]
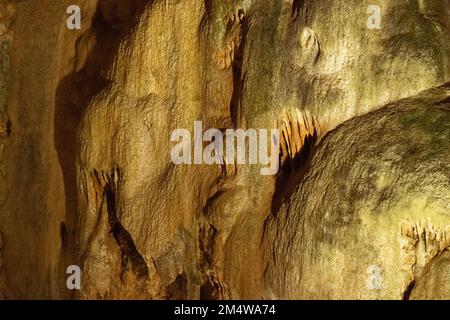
[
  {"left": 0, "top": 0, "right": 449, "bottom": 299},
  {"left": 264, "top": 83, "right": 450, "bottom": 299}
]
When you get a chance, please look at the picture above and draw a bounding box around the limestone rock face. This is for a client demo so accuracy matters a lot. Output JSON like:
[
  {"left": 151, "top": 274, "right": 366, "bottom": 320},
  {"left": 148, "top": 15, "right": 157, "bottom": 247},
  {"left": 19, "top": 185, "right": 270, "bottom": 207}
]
[
  {"left": 264, "top": 84, "right": 450, "bottom": 299},
  {"left": 0, "top": 0, "right": 449, "bottom": 299}
]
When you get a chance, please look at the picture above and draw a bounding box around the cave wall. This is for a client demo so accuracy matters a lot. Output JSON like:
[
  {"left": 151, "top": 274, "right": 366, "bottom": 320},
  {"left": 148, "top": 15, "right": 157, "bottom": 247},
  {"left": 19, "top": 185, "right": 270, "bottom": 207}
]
[{"left": 0, "top": 0, "right": 449, "bottom": 299}]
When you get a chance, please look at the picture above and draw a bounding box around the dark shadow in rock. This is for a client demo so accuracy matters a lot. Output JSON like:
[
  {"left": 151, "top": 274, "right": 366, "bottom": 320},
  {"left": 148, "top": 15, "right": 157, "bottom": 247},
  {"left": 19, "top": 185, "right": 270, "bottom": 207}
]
[
  {"left": 167, "top": 272, "right": 188, "bottom": 300},
  {"left": 269, "top": 128, "right": 317, "bottom": 217}
]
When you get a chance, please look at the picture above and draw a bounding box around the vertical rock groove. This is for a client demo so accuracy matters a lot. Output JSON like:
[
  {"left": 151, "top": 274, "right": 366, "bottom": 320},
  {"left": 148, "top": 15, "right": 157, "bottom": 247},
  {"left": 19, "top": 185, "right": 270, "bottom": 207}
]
[{"left": 104, "top": 179, "right": 149, "bottom": 281}]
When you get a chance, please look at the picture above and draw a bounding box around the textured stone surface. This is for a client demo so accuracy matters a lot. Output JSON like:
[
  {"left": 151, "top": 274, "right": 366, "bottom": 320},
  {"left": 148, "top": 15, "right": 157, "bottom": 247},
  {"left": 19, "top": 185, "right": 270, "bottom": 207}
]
[
  {"left": 264, "top": 83, "right": 450, "bottom": 299},
  {"left": 0, "top": 0, "right": 449, "bottom": 299}
]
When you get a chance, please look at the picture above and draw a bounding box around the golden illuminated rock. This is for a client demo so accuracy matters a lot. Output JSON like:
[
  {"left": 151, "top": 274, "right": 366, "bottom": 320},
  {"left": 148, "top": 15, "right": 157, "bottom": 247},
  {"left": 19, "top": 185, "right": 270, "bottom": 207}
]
[{"left": 0, "top": 0, "right": 449, "bottom": 299}]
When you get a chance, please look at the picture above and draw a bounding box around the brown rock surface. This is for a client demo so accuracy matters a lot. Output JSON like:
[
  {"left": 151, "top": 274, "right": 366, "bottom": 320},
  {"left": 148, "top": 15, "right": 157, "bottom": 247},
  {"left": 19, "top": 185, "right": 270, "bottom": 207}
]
[{"left": 0, "top": 0, "right": 448, "bottom": 299}]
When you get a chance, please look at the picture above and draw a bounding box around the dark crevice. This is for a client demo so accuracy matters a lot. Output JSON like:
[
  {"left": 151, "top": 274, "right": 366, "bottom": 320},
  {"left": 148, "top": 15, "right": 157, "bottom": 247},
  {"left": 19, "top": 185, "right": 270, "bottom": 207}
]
[
  {"left": 291, "top": 0, "right": 303, "bottom": 20},
  {"left": 230, "top": 12, "right": 249, "bottom": 127},
  {"left": 436, "top": 95, "right": 450, "bottom": 107},
  {"left": 198, "top": 223, "right": 226, "bottom": 299},
  {"left": 292, "top": 0, "right": 314, "bottom": 25},
  {"left": 403, "top": 279, "right": 416, "bottom": 300},
  {"left": 199, "top": 224, "right": 217, "bottom": 267},
  {"left": 270, "top": 124, "right": 319, "bottom": 217},
  {"left": 437, "top": 96, "right": 450, "bottom": 104},
  {"left": 203, "top": 0, "right": 213, "bottom": 19},
  {"left": 104, "top": 180, "right": 149, "bottom": 281},
  {"left": 60, "top": 221, "right": 67, "bottom": 248},
  {"left": 200, "top": 273, "right": 225, "bottom": 300}
]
